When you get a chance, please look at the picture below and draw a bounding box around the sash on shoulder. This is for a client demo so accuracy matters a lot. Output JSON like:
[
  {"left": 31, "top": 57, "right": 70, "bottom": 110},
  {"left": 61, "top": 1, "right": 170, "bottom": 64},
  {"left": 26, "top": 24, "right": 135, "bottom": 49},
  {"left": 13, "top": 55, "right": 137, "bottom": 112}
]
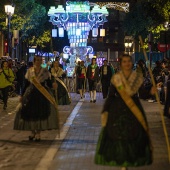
[
  {"left": 112, "top": 72, "right": 149, "bottom": 134},
  {"left": 56, "top": 77, "right": 71, "bottom": 102},
  {"left": 31, "top": 78, "right": 58, "bottom": 110}
]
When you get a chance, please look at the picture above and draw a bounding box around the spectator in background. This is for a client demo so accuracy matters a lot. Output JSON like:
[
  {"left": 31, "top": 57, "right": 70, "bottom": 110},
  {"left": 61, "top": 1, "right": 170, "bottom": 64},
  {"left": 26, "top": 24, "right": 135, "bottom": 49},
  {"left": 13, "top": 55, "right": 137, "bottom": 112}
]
[
  {"left": 0, "top": 61, "right": 15, "bottom": 110},
  {"left": 108, "top": 62, "right": 115, "bottom": 75},
  {"left": 137, "top": 59, "right": 148, "bottom": 77},
  {"left": 41, "top": 59, "right": 47, "bottom": 68},
  {"left": 73, "top": 61, "right": 81, "bottom": 94},
  {"left": 77, "top": 60, "right": 87, "bottom": 99},
  {"left": 8, "top": 59, "right": 13, "bottom": 69},
  {"left": 100, "top": 60, "right": 112, "bottom": 99},
  {"left": 55, "top": 57, "right": 63, "bottom": 69},
  {"left": 0, "top": 58, "right": 2, "bottom": 68},
  {"left": 16, "top": 62, "right": 27, "bottom": 95},
  {"left": 152, "top": 60, "right": 162, "bottom": 80},
  {"left": 86, "top": 58, "right": 100, "bottom": 103},
  {"left": 28, "top": 62, "right": 33, "bottom": 68}
]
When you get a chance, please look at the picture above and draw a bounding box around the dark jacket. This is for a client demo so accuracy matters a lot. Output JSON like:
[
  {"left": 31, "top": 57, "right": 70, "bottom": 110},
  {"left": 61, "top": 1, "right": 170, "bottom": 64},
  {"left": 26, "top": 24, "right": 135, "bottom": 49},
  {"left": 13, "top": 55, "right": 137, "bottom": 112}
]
[
  {"left": 86, "top": 64, "right": 99, "bottom": 81},
  {"left": 100, "top": 65, "right": 112, "bottom": 81},
  {"left": 77, "top": 66, "right": 86, "bottom": 78}
]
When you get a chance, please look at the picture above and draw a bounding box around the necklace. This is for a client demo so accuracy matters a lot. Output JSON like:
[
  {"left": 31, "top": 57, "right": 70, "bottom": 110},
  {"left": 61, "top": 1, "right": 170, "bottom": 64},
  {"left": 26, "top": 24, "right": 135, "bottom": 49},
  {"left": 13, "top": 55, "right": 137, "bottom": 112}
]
[{"left": 91, "top": 64, "right": 97, "bottom": 69}]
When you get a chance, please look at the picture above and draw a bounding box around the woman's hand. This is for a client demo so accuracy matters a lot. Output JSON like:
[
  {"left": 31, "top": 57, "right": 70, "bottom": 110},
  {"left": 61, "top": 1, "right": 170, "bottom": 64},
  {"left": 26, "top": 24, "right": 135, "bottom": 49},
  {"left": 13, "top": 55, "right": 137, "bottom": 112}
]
[
  {"left": 101, "top": 112, "right": 108, "bottom": 127},
  {"left": 150, "top": 86, "right": 157, "bottom": 95},
  {"left": 52, "top": 82, "right": 58, "bottom": 89}
]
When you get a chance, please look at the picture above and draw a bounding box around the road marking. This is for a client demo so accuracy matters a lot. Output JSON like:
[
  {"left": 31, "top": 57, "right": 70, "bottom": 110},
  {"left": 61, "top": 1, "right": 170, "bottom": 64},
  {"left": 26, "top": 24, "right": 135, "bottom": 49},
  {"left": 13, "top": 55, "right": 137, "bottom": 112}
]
[{"left": 35, "top": 100, "right": 83, "bottom": 170}]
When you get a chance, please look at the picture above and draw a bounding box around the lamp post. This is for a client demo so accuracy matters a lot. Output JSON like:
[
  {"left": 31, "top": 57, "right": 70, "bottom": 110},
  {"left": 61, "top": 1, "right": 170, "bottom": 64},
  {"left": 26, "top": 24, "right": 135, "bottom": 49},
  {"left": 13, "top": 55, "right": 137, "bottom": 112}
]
[
  {"left": 124, "top": 41, "right": 132, "bottom": 55},
  {"left": 4, "top": 5, "right": 15, "bottom": 57}
]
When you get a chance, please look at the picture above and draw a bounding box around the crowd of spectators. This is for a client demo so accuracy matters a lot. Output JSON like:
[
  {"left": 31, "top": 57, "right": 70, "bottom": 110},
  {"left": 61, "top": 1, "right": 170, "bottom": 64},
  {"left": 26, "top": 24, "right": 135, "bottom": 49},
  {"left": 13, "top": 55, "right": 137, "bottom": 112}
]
[
  {"left": 0, "top": 58, "right": 27, "bottom": 99},
  {"left": 136, "top": 58, "right": 170, "bottom": 118},
  {"left": 1, "top": 56, "right": 170, "bottom": 117}
]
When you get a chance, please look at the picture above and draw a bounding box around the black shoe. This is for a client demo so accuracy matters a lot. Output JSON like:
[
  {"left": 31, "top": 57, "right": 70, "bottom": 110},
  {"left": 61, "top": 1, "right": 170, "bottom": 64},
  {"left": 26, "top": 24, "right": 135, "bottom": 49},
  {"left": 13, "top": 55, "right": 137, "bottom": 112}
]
[
  {"left": 93, "top": 100, "right": 96, "bottom": 103},
  {"left": 34, "top": 137, "right": 41, "bottom": 142},
  {"left": 3, "top": 104, "right": 7, "bottom": 110},
  {"left": 28, "top": 136, "right": 35, "bottom": 141},
  {"left": 90, "top": 100, "right": 93, "bottom": 103}
]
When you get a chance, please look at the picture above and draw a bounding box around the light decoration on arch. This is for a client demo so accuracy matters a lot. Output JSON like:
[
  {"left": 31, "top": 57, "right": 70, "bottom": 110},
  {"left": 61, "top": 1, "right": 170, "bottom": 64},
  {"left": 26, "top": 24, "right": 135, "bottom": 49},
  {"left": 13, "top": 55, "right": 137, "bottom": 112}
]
[
  {"left": 48, "top": 1, "right": 109, "bottom": 57},
  {"left": 89, "top": 2, "right": 129, "bottom": 13}
]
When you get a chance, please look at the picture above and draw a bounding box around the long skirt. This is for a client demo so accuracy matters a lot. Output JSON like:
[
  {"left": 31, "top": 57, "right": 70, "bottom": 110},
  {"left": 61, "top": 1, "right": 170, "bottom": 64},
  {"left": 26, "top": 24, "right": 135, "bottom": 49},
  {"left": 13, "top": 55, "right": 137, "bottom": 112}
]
[
  {"left": 14, "top": 85, "right": 59, "bottom": 131},
  {"left": 94, "top": 96, "right": 152, "bottom": 167},
  {"left": 56, "top": 79, "right": 71, "bottom": 105}
]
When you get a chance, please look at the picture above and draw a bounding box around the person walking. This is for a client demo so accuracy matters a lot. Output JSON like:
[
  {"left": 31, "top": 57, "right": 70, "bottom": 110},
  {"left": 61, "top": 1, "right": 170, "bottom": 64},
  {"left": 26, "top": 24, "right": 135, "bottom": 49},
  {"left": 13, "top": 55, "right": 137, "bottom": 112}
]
[
  {"left": 100, "top": 60, "right": 112, "bottom": 99},
  {"left": 50, "top": 60, "right": 70, "bottom": 105},
  {"left": 77, "top": 60, "right": 86, "bottom": 99},
  {"left": 14, "top": 55, "right": 59, "bottom": 141},
  {"left": 0, "top": 61, "right": 15, "bottom": 110},
  {"left": 95, "top": 54, "right": 156, "bottom": 170},
  {"left": 86, "top": 58, "right": 100, "bottom": 103},
  {"left": 15, "top": 61, "right": 27, "bottom": 95},
  {"left": 73, "top": 61, "right": 81, "bottom": 94}
]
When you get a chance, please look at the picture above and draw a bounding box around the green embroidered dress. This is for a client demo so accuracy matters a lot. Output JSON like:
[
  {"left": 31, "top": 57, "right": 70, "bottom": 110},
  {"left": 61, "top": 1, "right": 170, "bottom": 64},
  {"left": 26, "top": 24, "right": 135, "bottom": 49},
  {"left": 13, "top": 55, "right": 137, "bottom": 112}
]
[{"left": 94, "top": 71, "right": 153, "bottom": 167}]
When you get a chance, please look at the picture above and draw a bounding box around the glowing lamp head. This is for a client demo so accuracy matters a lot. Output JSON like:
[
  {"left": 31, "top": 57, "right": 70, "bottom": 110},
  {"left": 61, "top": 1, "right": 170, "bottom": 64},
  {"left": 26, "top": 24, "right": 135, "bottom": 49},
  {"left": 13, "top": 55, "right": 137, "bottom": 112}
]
[{"left": 4, "top": 5, "right": 15, "bottom": 16}]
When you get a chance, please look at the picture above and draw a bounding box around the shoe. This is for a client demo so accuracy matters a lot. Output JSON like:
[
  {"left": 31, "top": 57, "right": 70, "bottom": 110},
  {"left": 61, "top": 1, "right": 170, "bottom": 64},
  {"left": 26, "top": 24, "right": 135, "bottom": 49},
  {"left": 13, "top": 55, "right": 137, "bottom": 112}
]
[
  {"left": 93, "top": 100, "right": 96, "bottom": 103},
  {"left": 34, "top": 134, "right": 41, "bottom": 142},
  {"left": 3, "top": 104, "right": 7, "bottom": 110},
  {"left": 28, "top": 136, "right": 35, "bottom": 141},
  {"left": 148, "top": 99, "right": 154, "bottom": 103},
  {"left": 90, "top": 100, "right": 93, "bottom": 103},
  {"left": 34, "top": 137, "right": 41, "bottom": 142}
]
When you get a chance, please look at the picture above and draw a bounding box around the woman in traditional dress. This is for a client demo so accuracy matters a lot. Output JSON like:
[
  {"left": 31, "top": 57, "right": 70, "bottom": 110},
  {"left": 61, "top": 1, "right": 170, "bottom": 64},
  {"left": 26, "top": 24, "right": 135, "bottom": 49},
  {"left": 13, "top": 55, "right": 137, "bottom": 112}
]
[
  {"left": 14, "top": 55, "right": 59, "bottom": 141},
  {"left": 95, "top": 54, "right": 156, "bottom": 170},
  {"left": 51, "top": 60, "right": 71, "bottom": 105}
]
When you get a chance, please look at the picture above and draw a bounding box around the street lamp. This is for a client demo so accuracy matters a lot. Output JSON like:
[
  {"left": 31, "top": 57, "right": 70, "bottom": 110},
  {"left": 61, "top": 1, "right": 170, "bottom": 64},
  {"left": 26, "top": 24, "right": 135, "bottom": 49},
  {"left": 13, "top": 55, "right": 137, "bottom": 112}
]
[
  {"left": 124, "top": 40, "right": 133, "bottom": 54},
  {"left": 4, "top": 4, "right": 15, "bottom": 57}
]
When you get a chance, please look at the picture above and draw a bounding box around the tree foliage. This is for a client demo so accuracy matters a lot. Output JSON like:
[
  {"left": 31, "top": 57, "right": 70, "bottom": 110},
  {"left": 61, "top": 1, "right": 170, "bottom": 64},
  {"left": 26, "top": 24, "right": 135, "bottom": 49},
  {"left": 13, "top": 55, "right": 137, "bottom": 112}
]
[
  {"left": 123, "top": 0, "right": 170, "bottom": 39},
  {"left": 0, "top": 0, "right": 56, "bottom": 52}
]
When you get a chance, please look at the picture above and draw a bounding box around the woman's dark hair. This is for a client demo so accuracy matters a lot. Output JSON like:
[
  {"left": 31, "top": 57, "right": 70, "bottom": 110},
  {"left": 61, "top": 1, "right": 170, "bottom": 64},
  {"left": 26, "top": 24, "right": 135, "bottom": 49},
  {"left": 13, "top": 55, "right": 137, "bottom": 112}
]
[
  {"left": 51, "top": 60, "right": 59, "bottom": 68},
  {"left": 91, "top": 58, "right": 96, "bottom": 64},
  {"left": 119, "top": 54, "right": 132, "bottom": 64},
  {"left": 33, "top": 55, "right": 42, "bottom": 63},
  {"left": 1, "top": 60, "right": 8, "bottom": 68}
]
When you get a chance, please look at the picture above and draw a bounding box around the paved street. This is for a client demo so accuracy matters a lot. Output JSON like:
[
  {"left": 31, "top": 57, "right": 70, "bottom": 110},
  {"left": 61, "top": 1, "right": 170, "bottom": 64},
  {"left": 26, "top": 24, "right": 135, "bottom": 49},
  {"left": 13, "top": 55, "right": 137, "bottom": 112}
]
[{"left": 0, "top": 93, "right": 170, "bottom": 170}]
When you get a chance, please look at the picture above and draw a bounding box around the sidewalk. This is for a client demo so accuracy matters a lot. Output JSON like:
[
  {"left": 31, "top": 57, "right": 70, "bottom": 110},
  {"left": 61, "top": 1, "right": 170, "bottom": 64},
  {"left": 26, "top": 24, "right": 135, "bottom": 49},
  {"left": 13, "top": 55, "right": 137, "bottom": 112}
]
[
  {"left": 0, "top": 93, "right": 80, "bottom": 170},
  {"left": 48, "top": 93, "right": 170, "bottom": 170}
]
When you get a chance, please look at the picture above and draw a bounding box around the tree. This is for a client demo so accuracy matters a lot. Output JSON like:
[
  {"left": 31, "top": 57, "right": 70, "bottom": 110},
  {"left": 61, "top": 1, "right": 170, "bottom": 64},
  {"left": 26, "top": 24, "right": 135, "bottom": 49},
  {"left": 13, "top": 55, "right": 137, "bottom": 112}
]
[
  {"left": 0, "top": 0, "right": 54, "bottom": 58},
  {"left": 122, "top": 0, "right": 170, "bottom": 51}
]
